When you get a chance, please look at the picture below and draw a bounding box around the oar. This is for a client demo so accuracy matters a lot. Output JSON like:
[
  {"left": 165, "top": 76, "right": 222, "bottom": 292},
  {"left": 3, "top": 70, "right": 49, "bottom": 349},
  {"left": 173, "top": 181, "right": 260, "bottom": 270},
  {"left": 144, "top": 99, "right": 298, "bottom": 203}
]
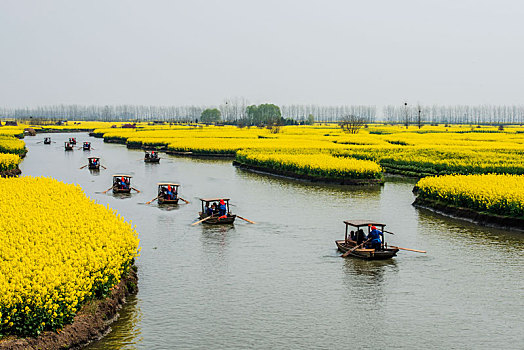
[
  {"left": 384, "top": 230, "right": 395, "bottom": 235},
  {"left": 101, "top": 186, "right": 113, "bottom": 194},
  {"left": 100, "top": 165, "right": 107, "bottom": 169},
  {"left": 178, "top": 197, "right": 190, "bottom": 204},
  {"left": 390, "top": 246, "right": 426, "bottom": 253},
  {"left": 191, "top": 216, "right": 213, "bottom": 226},
  {"left": 236, "top": 215, "right": 256, "bottom": 224},
  {"left": 132, "top": 187, "right": 141, "bottom": 193},
  {"left": 79, "top": 165, "right": 88, "bottom": 170},
  {"left": 342, "top": 238, "right": 371, "bottom": 258},
  {"left": 146, "top": 196, "right": 158, "bottom": 204}
]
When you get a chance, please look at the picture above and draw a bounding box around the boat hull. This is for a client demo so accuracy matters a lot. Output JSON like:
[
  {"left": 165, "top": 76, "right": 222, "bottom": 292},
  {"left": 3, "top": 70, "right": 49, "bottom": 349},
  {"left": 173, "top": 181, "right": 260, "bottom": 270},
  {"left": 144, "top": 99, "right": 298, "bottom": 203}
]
[
  {"left": 158, "top": 197, "right": 179, "bottom": 205},
  {"left": 88, "top": 164, "right": 100, "bottom": 170},
  {"left": 113, "top": 187, "right": 131, "bottom": 194},
  {"left": 199, "top": 213, "right": 236, "bottom": 224},
  {"left": 144, "top": 158, "right": 160, "bottom": 163},
  {"left": 336, "top": 240, "right": 398, "bottom": 260}
]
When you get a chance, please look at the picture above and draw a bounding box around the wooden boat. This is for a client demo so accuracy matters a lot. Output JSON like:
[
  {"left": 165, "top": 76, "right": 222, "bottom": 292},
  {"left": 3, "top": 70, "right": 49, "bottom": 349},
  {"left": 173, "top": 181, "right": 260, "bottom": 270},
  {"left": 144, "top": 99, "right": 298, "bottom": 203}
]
[
  {"left": 112, "top": 174, "right": 132, "bottom": 193},
  {"left": 335, "top": 220, "right": 399, "bottom": 260},
  {"left": 198, "top": 198, "right": 236, "bottom": 224},
  {"left": 144, "top": 151, "right": 160, "bottom": 163},
  {"left": 64, "top": 142, "right": 73, "bottom": 151},
  {"left": 83, "top": 142, "right": 91, "bottom": 151},
  {"left": 88, "top": 157, "right": 100, "bottom": 170},
  {"left": 69, "top": 137, "right": 77, "bottom": 145},
  {"left": 157, "top": 183, "right": 180, "bottom": 204},
  {"left": 43, "top": 137, "right": 51, "bottom": 144}
]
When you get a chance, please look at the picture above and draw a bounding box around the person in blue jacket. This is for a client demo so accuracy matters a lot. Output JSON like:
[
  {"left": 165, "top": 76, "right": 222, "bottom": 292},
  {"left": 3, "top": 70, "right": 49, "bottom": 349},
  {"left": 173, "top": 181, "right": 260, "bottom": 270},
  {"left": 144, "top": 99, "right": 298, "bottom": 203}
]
[
  {"left": 367, "top": 226, "right": 383, "bottom": 250},
  {"left": 218, "top": 199, "right": 227, "bottom": 216}
]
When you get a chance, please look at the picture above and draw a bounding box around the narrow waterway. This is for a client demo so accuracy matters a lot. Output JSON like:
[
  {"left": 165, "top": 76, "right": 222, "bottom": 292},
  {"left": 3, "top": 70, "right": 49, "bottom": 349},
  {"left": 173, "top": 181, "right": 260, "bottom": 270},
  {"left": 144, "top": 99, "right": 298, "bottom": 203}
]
[{"left": 21, "top": 133, "right": 524, "bottom": 350}]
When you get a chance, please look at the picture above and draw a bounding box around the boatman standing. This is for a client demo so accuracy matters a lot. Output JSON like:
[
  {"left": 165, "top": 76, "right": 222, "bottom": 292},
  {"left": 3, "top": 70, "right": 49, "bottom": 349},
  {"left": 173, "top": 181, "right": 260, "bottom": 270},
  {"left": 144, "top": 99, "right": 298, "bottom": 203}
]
[
  {"left": 367, "top": 226, "right": 383, "bottom": 250},
  {"left": 218, "top": 199, "right": 227, "bottom": 216}
]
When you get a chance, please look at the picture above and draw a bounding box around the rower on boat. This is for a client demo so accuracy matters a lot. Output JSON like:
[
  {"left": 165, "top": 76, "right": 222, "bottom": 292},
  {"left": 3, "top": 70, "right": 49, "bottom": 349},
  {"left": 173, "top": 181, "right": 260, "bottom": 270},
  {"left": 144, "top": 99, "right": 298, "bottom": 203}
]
[
  {"left": 366, "top": 226, "right": 384, "bottom": 250},
  {"left": 197, "top": 198, "right": 236, "bottom": 224},
  {"left": 336, "top": 220, "right": 399, "bottom": 260}
]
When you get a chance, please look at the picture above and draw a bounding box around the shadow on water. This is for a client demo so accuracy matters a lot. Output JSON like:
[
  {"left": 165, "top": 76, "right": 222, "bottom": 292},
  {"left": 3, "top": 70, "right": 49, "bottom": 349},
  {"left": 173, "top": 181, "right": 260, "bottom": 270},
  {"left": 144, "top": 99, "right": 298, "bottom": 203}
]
[{"left": 199, "top": 224, "right": 236, "bottom": 246}]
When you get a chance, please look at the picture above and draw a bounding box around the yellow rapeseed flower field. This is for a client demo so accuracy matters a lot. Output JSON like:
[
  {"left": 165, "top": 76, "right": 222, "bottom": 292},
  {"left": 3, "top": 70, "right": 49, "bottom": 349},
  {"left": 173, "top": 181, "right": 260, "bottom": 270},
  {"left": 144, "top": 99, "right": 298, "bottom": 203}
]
[
  {"left": 415, "top": 174, "right": 524, "bottom": 217},
  {"left": 92, "top": 123, "right": 524, "bottom": 178},
  {"left": 0, "top": 177, "right": 139, "bottom": 336},
  {"left": 0, "top": 136, "right": 26, "bottom": 156},
  {"left": 236, "top": 150, "right": 382, "bottom": 180}
]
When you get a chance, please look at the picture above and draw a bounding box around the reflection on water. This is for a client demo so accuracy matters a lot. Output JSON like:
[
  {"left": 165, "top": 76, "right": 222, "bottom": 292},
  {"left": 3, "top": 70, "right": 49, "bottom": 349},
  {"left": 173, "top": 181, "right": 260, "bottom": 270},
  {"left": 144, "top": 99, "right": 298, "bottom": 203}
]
[
  {"left": 88, "top": 168, "right": 101, "bottom": 176},
  {"left": 155, "top": 203, "right": 181, "bottom": 212},
  {"left": 87, "top": 295, "right": 142, "bottom": 350},
  {"left": 20, "top": 133, "right": 524, "bottom": 350}
]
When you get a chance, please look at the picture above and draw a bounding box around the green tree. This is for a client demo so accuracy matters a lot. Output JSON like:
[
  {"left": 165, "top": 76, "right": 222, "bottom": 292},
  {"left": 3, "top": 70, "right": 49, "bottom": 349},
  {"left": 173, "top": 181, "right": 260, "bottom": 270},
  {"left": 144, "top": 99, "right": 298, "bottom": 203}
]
[
  {"left": 258, "top": 104, "right": 281, "bottom": 126},
  {"left": 246, "top": 105, "right": 259, "bottom": 125},
  {"left": 201, "top": 108, "right": 221, "bottom": 123},
  {"left": 307, "top": 114, "right": 315, "bottom": 125},
  {"left": 245, "top": 104, "right": 281, "bottom": 126}
]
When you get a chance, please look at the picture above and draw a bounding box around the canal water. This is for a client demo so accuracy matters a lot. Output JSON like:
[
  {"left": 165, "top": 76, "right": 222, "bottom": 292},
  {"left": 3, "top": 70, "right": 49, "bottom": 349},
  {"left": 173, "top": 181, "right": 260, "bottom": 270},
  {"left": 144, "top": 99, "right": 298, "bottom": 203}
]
[{"left": 21, "top": 133, "right": 523, "bottom": 350}]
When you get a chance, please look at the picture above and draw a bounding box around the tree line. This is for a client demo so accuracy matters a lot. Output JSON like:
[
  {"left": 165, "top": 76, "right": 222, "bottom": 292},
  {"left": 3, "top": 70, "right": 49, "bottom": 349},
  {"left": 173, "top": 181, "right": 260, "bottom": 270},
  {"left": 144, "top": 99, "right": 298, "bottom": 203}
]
[
  {"left": 2, "top": 102, "right": 523, "bottom": 125},
  {"left": 383, "top": 104, "right": 524, "bottom": 125}
]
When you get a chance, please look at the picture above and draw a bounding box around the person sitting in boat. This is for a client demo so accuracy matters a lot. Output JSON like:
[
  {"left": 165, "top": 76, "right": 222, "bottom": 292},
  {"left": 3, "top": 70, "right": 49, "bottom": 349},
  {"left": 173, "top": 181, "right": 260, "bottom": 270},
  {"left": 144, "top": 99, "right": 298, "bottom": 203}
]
[
  {"left": 356, "top": 229, "right": 366, "bottom": 245},
  {"left": 166, "top": 185, "right": 175, "bottom": 200},
  {"left": 120, "top": 177, "right": 128, "bottom": 190},
  {"left": 151, "top": 151, "right": 157, "bottom": 158},
  {"left": 145, "top": 152, "right": 150, "bottom": 159},
  {"left": 211, "top": 202, "right": 218, "bottom": 214},
  {"left": 366, "top": 226, "right": 383, "bottom": 250},
  {"left": 218, "top": 199, "right": 227, "bottom": 216},
  {"left": 350, "top": 230, "right": 356, "bottom": 241},
  {"left": 205, "top": 202, "right": 213, "bottom": 216}
]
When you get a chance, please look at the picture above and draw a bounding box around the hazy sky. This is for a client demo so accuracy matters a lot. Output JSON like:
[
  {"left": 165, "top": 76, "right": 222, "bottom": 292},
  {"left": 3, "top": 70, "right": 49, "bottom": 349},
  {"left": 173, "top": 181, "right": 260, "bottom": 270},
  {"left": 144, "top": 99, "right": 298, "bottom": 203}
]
[{"left": 1, "top": 0, "right": 523, "bottom": 107}]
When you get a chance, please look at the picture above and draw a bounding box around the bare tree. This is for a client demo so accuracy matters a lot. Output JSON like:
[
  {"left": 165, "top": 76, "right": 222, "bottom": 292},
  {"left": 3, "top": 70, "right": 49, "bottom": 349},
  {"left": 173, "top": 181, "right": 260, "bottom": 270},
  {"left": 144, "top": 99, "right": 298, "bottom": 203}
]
[
  {"left": 339, "top": 115, "right": 366, "bottom": 134},
  {"left": 417, "top": 103, "right": 423, "bottom": 129}
]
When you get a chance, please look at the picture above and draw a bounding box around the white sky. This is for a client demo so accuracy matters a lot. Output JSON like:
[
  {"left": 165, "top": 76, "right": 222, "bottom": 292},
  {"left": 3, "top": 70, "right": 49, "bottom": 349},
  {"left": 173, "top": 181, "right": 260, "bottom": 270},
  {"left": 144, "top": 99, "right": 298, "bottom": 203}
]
[{"left": 1, "top": 0, "right": 523, "bottom": 107}]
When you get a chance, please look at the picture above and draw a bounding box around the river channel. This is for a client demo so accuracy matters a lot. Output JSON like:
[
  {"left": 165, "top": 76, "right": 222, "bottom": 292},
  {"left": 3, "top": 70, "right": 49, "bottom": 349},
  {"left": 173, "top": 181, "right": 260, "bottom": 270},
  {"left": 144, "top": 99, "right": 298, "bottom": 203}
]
[{"left": 21, "top": 133, "right": 523, "bottom": 350}]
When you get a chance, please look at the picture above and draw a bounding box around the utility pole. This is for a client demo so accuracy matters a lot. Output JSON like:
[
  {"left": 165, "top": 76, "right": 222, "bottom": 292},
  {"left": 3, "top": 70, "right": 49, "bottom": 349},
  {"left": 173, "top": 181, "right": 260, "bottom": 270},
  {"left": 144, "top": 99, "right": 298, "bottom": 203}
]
[{"left": 404, "top": 102, "right": 409, "bottom": 129}]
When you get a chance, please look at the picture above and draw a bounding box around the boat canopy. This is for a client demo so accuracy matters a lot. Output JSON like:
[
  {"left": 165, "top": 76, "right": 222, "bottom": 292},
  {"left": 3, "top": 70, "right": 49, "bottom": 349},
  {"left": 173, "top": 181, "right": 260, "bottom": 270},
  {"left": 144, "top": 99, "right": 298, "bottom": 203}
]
[
  {"left": 88, "top": 157, "right": 99, "bottom": 160},
  {"left": 158, "top": 183, "right": 180, "bottom": 186},
  {"left": 200, "top": 198, "right": 230, "bottom": 202},
  {"left": 113, "top": 174, "right": 132, "bottom": 178},
  {"left": 344, "top": 220, "right": 385, "bottom": 228}
]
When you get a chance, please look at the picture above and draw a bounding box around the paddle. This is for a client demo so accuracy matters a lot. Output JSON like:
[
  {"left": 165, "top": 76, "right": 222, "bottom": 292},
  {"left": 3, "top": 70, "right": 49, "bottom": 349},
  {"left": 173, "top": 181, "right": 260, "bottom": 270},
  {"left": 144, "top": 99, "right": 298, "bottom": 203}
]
[
  {"left": 236, "top": 215, "right": 256, "bottom": 224},
  {"left": 146, "top": 197, "right": 158, "bottom": 205},
  {"left": 384, "top": 230, "right": 395, "bottom": 235},
  {"left": 100, "top": 165, "right": 107, "bottom": 169},
  {"left": 342, "top": 238, "right": 371, "bottom": 258},
  {"left": 132, "top": 187, "right": 141, "bottom": 193},
  {"left": 79, "top": 165, "right": 88, "bottom": 170},
  {"left": 390, "top": 246, "right": 426, "bottom": 253},
  {"left": 101, "top": 186, "right": 113, "bottom": 194},
  {"left": 191, "top": 216, "right": 213, "bottom": 226},
  {"left": 178, "top": 197, "right": 190, "bottom": 204}
]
